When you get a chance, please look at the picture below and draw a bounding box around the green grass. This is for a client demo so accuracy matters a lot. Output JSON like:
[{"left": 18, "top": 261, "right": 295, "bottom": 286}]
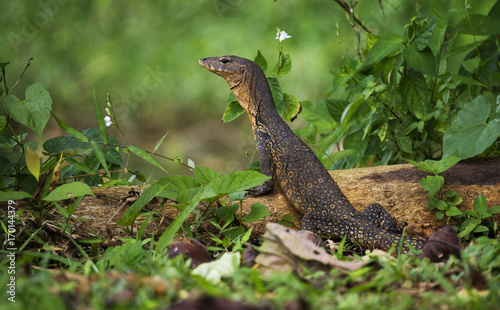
[{"left": 1, "top": 236, "right": 499, "bottom": 309}]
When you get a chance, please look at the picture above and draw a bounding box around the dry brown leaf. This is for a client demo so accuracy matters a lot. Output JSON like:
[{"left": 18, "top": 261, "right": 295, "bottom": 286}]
[{"left": 255, "top": 223, "right": 364, "bottom": 276}]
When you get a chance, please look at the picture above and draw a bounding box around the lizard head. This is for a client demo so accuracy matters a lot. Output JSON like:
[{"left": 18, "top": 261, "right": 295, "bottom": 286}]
[
  {"left": 198, "top": 55, "right": 250, "bottom": 89},
  {"left": 199, "top": 55, "right": 269, "bottom": 114}
]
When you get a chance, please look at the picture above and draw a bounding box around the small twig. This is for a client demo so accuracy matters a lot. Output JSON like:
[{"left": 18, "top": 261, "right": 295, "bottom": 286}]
[
  {"left": 9, "top": 58, "right": 34, "bottom": 94},
  {"left": 1, "top": 64, "right": 8, "bottom": 93},
  {"left": 381, "top": 101, "right": 400, "bottom": 120},
  {"left": 105, "top": 142, "right": 194, "bottom": 169},
  {"left": 333, "top": 0, "right": 371, "bottom": 33},
  {"left": 378, "top": 0, "right": 390, "bottom": 33},
  {"left": 107, "top": 200, "right": 129, "bottom": 224},
  {"left": 59, "top": 169, "right": 127, "bottom": 181}
]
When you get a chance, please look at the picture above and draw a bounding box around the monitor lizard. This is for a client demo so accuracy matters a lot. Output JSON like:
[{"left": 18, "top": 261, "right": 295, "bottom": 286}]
[{"left": 199, "top": 55, "right": 426, "bottom": 252}]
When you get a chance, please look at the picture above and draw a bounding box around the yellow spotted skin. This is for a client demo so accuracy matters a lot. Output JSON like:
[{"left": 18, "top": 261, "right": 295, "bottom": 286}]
[{"left": 200, "top": 55, "right": 425, "bottom": 252}]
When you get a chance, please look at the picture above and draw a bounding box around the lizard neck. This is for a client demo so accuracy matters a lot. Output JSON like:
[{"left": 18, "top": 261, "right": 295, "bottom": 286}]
[{"left": 232, "top": 67, "right": 279, "bottom": 129}]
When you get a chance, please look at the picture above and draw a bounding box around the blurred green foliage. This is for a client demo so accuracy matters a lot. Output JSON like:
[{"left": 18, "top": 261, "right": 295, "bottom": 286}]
[{"left": 1, "top": 0, "right": 498, "bottom": 175}]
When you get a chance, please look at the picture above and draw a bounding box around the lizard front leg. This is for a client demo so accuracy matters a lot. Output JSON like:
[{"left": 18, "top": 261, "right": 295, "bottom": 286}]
[{"left": 246, "top": 128, "right": 274, "bottom": 196}]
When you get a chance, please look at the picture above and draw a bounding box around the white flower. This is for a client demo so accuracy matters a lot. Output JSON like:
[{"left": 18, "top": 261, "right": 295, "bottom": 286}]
[
  {"left": 104, "top": 116, "right": 113, "bottom": 127},
  {"left": 275, "top": 30, "right": 291, "bottom": 42}
]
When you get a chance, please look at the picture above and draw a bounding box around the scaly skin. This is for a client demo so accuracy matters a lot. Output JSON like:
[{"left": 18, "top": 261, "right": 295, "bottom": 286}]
[{"left": 199, "top": 55, "right": 425, "bottom": 252}]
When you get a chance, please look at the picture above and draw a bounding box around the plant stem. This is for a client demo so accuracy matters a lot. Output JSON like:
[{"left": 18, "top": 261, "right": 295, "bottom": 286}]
[
  {"left": 9, "top": 58, "right": 33, "bottom": 94},
  {"left": 333, "top": 0, "right": 371, "bottom": 34}
]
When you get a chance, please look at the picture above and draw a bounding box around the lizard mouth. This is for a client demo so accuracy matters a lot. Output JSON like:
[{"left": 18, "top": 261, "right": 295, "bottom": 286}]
[
  {"left": 199, "top": 58, "right": 230, "bottom": 78},
  {"left": 198, "top": 58, "right": 211, "bottom": 69}
]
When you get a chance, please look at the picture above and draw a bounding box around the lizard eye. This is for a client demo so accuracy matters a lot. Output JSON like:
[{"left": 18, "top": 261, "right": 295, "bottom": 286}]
[{"left": 220, "top": 58, "right": 229, "bottom": 64}]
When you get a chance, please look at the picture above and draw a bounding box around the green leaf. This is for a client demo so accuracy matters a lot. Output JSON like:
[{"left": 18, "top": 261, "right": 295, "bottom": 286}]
[
  {"left": 244, "top": 203, "right": 270, "bottom": 223},
  {"left": 2, "top": 83, "right": 52, "bottom": 137},
  {"left": 282, "top": 93, "right": 301, "bottom": 123},
  {"left": 129, "top": 145, "right": 167, "bottom": 174},
  {"left": 409, "top": 156, "right": 461, "bottom": 175},
  {"left": 331, "top": 56, "right": 360, "bottom": 91},
  {"left": 440, "top": 73, "right": 486, "bottom": 89},
  {"left": 365, "top": 32, "right": 380, "bottom": 51},
  {"left": 301, "top": 100, "right": 337, "bottom": 133},
  {"left": 223, "top": 226, "right": 246, "bottom": 241},
  {"left": 455, "top": 14, "right": 500, "bottom": 35},
  {"left": 215, "top": 204, "right": 239, "bottom": 222},
  {"left": 0, "top": 116, "right": 7, "bottom": 132},
  {"left": 342, "top": 131, "right": 368, "bottom": 168},
  {"left": 408, "top": 16, "right": 438, "bottom": 51},
  {"left": 400, "top": 71, "right": 429, "bottom": 120},
  {"left": 118, "top": 181, "right": 171, "bottom": 225},
  {"left": 431, "top": 0, "right": 450, "bottom": 27},
  {"left": 421, "top": 175, "right": 444, "bottom": 198},
  {"left": 55, "top": 202, "right": 70, "bottom": 218},
  {"left": 378, "top": 122, "right": 388, "bottom": 142},
  {"left": 328, "top": 148, "right": 356, "bottom": 164},
  {"left": 488, "top": 205, "right": 500, "bottom": 215},
  {"left": 254, "top": 50, "right": 268, "bottom": 73},
  {"left": 25, "top": 146, "right": 40, "bottom": 182},
  {"left": 176, "top": 186, "right": 217, "bottom": 204},
  {"left": 90, "top": 141, "right": 110, "bottom": 176},
  {"left": 446, "top": 206, "right": 463, "bottom": 217},
  {"left": 490, "top": 0, "right": 500, "bottom": 17},
  {"left": 0, "top": 191, "right": 34, "bottom": 201},
  {"left": 237, "top": 227, "right": 253, "bottom": 248},
  {"left": 436, "top": 211, "right": 445, "bottom": 220},
  {"left": 340, "top": 97, "right": 365, "bottom": 134},
  {"left": 137, "top": 212, "right": 154, "bottom": 240},
  {"left": 278, "top": 214, "right": 296, "bottom": 227},
  {"left": 52, "top": 113, "right": 89, "bottom": 142},
  {"left": 156, "top": 175, "right": 200, "bottom": 199},
  {"left": 396, "top": 136, "right": 412, "bottom": 153},
  {"left": 461, "top": 57, "right": 481, "bottom": 74},
  {"left": 325, "top": 99, "right": 350, "bottom": 123},
  {"left": 105, "top": 148, "right": 123, "bottom": 166},
  {"left": 194, "top": 166, "right": 221, "bottom": 185},
  {"left": 222, "top": 98, "right": 245, "bottom": 123},
  {"left": 473, "top": 225, "right": 489, "bottom": 233},
  {"left": 228, "top": 191, "right": 245, "bottom": 201},
  {"left": 153, "top": 131, "right": 169, "bottom": 152},
  {"left": 273, "top": 53, "right": 291, "bottom": 76},
  {"left": 93, "top": 92, "right": 109, "bottom": 145},
  {"left": 364, "top": 34, "right": 403, "bottom": 66},
  {"left": 428, "top": 24, "right": 447, "bottom": 58},
  {"left": 43, "top": 128, "right": 120, "bottom": 155},
  {"left": 459, "top": 222, "right": 477, "bottom": 238},
  {"left": 268, "top": 77, "right": 284, "bottom": 115},
  {"left": 443, "top": 95, "right": 500, "bottom": 159},
  {"left": 156, "top": 199, "right": 200, "bottom": 253},
  {"left": 447, "top": 191, "right": 463, "bottom": 206},
  {"left": 472, "top": 194, "right": 488, "bottom": 214},
  {"left": 403, "top": 46, "right": 436, "bottom": 76},
  {"left": 43, "top": 182, "right": 95, "bottom": 201},
  {"left": 207, "top": 170, "right": 270, "bottom": 195},
  {"left": 428, "top": 199, "right": 447, "bottom": 211},
  {"left": 443, "top": 39, "right": 487, "bottom": 59},
  {"left": 445, "top": 190, "right": 456, "bottom": 197},
  {"left": 65, "top": 158, "right": 93, "bottom": 174},
  {"left": 98, "top": 238, "right": 146, "bottom": 272}
]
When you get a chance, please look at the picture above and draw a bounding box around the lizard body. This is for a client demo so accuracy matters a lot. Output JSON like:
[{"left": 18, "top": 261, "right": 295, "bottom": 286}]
[{"left": 199, "top": 55, "right": 425, "bottom": 251}]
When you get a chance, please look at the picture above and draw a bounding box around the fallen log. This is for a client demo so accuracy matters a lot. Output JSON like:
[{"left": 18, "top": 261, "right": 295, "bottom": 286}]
[
  {"left": 71, "top": 158, "right": 499, "bottom": 241},
  {"left": 241, "top": 157, "right": 500, "bottom": 237}
]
